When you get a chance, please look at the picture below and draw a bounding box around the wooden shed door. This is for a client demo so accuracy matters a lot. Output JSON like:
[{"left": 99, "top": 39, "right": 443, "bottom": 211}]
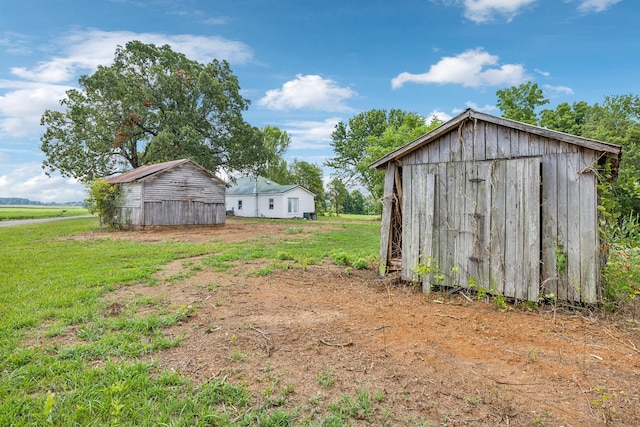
[
  {"left": 400, "top": 166, "right": 435, "bottom": 289},
  {"left": 401, "top": 158, "right": 541, "bottom": 301},
  {"left": 487, "top": 157, "right": 541, "bottom": 301}
]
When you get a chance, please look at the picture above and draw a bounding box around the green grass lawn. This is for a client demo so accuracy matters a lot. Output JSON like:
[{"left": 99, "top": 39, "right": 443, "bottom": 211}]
[
  {"left": 0, "top": 216, "right": 381, "bottom": 426},
  {"left": 0, "top": 205, "right": 89, "bottom": 221},
  {"left": 1, "top": 215, "right": 636, "bottom": 425}
]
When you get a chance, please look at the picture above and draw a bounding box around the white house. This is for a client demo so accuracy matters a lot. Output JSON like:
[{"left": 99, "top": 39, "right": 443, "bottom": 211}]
[{"left": 226, "top": 176, "right": 316, "bottom": 219}]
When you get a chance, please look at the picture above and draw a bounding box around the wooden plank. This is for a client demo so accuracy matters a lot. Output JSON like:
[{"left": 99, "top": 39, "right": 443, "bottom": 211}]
[
  {"left": 429, "top": 164, "right": 440, "bottom": 278},
  {"left": 528, "top": 134, "right": 541, "bottom": 156},
  {"left": 566, "top": 153, "right": 582, "bottom": 302},
  {"left": 452, "top": 162, "right": 467, "bottom": 289},
  {"left": 462, "top": 119, "right": 475, "bottom": 162},
  {"left": 378, "top": 165, "right": 396, "bottom": 274},
  {"left": 473, "top": 120, "right": 487, "bottom": 160},
  {"left": 554, "top": 154, "right": 570, "bottom": 301},
  {"left": 540, "top": 155, "right": 559, "bottom": 297},
  {"left": 402, "top": 165, "right": 420, "bottom": 282},
  {"left": 519, "top": 130, "right": 531, "bottom": 156},
  {"left": 497, "top": 125, "right": 511, "bottom": 159},
  {"left": 515, "top": 158, "right": 528, "bottom": 299},
  {"left": 485, "top": 123, "right": 498, "bottom": 159},
  {"left": 421, "top": 172, "right": 436, "bottom": 293},
  {"left": 459, "top": 161, "right": 476, "bottom": 289},
  {"left": 451, "top": 124, "right": 463, "bottom": 162},
  {"left": 437, "top": 162, "right": 448, "bottom": 287},
  {"left": 412, "top": 165, "right": 422, "bottom": 282},
  {"left": 463, "top": 161, "right": 476, "bottom": 288},
  {"left": 428, "top": 135, "right": 440, "bottom": 164},
  {"left": 524, "top": 158, "right": 541, "bottom": 301},
  {"left": 489, "top": 160, "right": 506, "bottom": 295},
  {"left": 444, "top": 162, "right": 458, "bottom": 288},
  {"left": 503, "top": 159, "right": 519, "bottom": 298},
  {"left": 475, "top": 161, "right": 492, "bottom": 289},
  {"left": 422, "top": 144, "right": 430, "bottom": 164},
  {"left": 578, "top": 150, "right": 599, "bottom": 303}
]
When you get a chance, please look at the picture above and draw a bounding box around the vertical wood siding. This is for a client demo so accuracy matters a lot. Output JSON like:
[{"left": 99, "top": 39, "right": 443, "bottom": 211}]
[
  {"left": 393, "top": 118, "right": 604, "bottom": 303},
  {"left": 144, "top": 201, "right": 226, "bottom": 225},
  {"left": 116, "top": 163, "right": 226, "bottom": 227}
]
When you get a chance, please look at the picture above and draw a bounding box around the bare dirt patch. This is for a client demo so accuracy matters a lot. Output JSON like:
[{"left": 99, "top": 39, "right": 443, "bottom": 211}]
[{"left": 104, "top": 219, "right": 640, "bottom": 426}]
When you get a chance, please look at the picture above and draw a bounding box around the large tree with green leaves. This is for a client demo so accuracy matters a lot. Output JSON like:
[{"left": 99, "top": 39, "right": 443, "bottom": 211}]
[
  {"left": 41, "top": 40, "right": 256, "bottom": 182},
  {"left": 289, "top": 160, "right": 325, "bottom": 209},
  {"left": 326, "top": 178, "right": 349, "bottom": 216},
  {"left": 250, "top": 125, "right": 291, "bottom": 181},
  {"left": 325, "top": 109, "right": 411, "bottom": 185},
  {"left": 496, "top": 81, "right": 549, "bottom": 125},
  {"left": 342, "top": 189, "right": 367, "bottom": 215},
  {"left": 326, "top": 109, "right": 442, "bottom": 201}
]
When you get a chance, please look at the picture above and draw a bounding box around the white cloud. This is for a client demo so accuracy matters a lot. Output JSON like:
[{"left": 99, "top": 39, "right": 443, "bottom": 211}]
[
  {"left": 0, "top": 163, "right": 86, "bottom": 203},
  {"left": 427, "top": 110, "right": 453, "bottom": 122},
  {"left": 543, "top": 84, "right": 574, "bottom": 97},
  {"left": 203, "top": 16, "right": 231, "bottom": 25},
  {"left": 462, "top": 0, "right": 537, "bottom": 23},
  {"left": 281, "top": 117, "right": 340, "bottom": 149},
  {"left": 392, "top": 48, "right": 529, "bottom": 89},
  {"left": 12, "top": 29, "right": 254, "bottom": 84},
  {"left": 258, "top": 75, "right": 356, "bottom": 112},
  {"left": 0, "top": 31, "right": 33, "bottom": 55},
  {"left": 0, "top": 80, "right": 71, "bottom": 137},
  {"left": 577, "top": 0, "right": 621, "bottom": 13},
  {"left": 535, "top": 68, "right": 551, "bottom": 77},
  {"left": 465, "top": 101, "right": 498, "bottom": 112},
  {"left": 452, "top": 101, "right": 497, "bottom": 116}
]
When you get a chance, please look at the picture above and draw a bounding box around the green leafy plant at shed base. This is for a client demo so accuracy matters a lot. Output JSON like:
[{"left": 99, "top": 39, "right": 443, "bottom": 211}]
[{"left": 85, "top": 179, "right": 122, "bottom": 229}]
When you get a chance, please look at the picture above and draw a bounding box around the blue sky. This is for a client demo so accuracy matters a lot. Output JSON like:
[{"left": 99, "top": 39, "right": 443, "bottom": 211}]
[{"left": 0, "top": 0, "right": 636, "bottom": 203}]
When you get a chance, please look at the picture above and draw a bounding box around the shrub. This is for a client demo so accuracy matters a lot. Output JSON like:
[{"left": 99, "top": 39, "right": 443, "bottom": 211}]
[{"left": 85, "top": 179, "right": 122, "bottom": 229}]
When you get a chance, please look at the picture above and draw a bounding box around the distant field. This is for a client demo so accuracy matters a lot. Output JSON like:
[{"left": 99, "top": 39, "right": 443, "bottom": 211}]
[{"left": 0, "top": 205, "right": 89, "bottom": 221}]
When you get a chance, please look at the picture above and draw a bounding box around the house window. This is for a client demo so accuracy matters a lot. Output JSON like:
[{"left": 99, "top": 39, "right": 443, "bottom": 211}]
[
  {"left": 238, "top": 200, "right": 243, "bottom": 210},
  {"left": 287, "top": 198, "right": 299, "bottom": 214},
  {"left": 269, "top": 198, "right": 274, "bottom": 210}
]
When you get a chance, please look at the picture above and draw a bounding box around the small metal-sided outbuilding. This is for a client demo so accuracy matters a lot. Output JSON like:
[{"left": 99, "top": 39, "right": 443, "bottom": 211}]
[
  {"left": 106, "top": 158, "right": 227, "bottom": 228},
  {"left": 371, "top": 109, "right": 622, "bottom": 304}
]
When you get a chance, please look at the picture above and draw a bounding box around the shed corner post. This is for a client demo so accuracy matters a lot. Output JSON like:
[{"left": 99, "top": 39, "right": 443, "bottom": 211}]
[{"left": 379, "top": 163, "right": 396, "bottom": 276}]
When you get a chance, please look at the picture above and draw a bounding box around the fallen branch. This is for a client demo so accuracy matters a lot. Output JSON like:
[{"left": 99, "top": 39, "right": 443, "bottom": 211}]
[
  {"left": 320, "top": 338, "right": 353, "bottom": 347},
  {"left": 486, "top": 376, "right": 535, "bottom": 386},
  {"left": 435, "top": 313, "right": 462, "bottom": 321},
  {"left": 460, "top": 292, "right": 474, "bottom": 303}
]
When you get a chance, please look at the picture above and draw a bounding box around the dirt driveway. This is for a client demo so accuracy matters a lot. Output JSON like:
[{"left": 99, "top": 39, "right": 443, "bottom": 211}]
[{"left": 104, "top": 219, "right": 640, "bottom": 426}]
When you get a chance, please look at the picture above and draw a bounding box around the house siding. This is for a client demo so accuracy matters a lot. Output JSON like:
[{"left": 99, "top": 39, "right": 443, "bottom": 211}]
[{"left": 226, "top": 184, "right": 315, "bottom": 219}]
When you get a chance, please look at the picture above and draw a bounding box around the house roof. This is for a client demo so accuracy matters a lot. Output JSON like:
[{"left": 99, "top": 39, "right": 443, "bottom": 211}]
[
  {"left": 227, "top": 175, "right": 315, "bottom": 196},
  {"left": 370, "top": 109, "right": 623, "bottom": 170},
  {"left": 105, "top": 158, "right": 226, "bottom": 185}
]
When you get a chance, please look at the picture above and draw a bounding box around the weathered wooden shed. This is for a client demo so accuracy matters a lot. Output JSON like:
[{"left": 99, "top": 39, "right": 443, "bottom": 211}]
[
  {"left": 106, "top": 158, "right": 227, "bottom": 228},
  {"left": 371, "top": 109, "right": 622, "bottom": 304}
]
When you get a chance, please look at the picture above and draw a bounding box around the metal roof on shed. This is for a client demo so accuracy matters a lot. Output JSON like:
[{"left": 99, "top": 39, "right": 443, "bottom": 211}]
[{"left": 106, "top": 158, "right": 226, "bottom": 185}]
